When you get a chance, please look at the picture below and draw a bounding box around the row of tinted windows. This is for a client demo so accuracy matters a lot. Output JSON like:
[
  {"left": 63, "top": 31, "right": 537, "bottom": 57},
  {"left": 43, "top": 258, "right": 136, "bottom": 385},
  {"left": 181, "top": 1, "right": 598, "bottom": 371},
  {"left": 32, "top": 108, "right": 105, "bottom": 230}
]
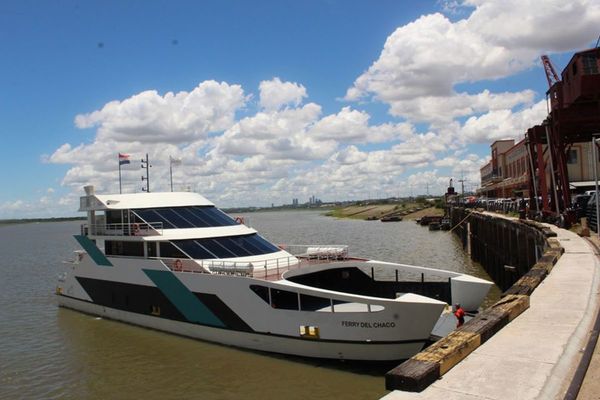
[
  {"left": 133, "top": 206, "right": 237, "bottom": 229},
  {"left": 172, "top": 234, "right": 279, "bottom": 259},
  {"left": 250, "top": 285, "right": 349, "bottom": 311}
]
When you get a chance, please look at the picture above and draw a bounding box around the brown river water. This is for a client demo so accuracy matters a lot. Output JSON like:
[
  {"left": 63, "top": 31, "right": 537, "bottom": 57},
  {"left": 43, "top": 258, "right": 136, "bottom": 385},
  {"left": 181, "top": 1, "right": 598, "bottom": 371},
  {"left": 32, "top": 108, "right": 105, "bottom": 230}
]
[{"left": 0, "top": 210, "right": 499, "bottom": 400}]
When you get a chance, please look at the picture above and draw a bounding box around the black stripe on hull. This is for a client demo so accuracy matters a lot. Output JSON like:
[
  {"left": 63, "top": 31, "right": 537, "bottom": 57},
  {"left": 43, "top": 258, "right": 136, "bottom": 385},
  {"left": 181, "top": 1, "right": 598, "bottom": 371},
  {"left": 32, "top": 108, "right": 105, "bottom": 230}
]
[
  {"left": 195, "top": 293, "right": 253, "bottom": 332},
  {"left": 75, "top": 277, "right": 253, "bottom": 332}
]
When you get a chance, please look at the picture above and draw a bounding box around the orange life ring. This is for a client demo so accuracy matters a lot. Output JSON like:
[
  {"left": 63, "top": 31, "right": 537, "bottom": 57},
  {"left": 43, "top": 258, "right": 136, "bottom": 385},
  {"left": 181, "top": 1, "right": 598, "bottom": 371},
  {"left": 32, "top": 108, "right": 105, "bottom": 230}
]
[{"left": 235, "top": 217, "right": 244, "bottom": 224}]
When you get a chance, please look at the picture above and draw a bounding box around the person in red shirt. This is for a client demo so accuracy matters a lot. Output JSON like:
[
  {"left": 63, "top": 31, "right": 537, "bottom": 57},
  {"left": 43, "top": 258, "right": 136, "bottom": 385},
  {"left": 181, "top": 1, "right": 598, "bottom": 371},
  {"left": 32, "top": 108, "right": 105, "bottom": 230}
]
[{"left": 454, "top": 303, "right": 465, "bottom": 328}]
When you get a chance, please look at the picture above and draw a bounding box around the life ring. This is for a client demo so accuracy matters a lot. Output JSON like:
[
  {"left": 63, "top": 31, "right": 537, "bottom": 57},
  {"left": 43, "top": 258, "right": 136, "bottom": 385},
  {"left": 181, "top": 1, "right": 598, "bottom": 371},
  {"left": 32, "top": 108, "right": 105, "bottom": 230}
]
[
  {"left": 132, "top": 223, "right": 140, "bottom": 235},
  {"left": 235, "top": 217, "right": 244, "bottom": 224},
  {"left": 174, "top": 259, "right": 183, "bottom": 271}
]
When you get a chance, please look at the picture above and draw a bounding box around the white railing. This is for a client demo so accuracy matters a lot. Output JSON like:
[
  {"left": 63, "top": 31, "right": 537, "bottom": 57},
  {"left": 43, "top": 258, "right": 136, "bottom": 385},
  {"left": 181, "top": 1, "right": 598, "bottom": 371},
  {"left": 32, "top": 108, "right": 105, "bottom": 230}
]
[
  {"left": 83, "top": 222, "right": 163, "bottom": 237},
  {"left": 200, "top": 244, "right": 349, "bottom": 279},
  {"left": 277, "top": 244, "right": 349, "bottom": 260},
  {"left": 201, "top": 255, "right": 300, "bottom": 279}
]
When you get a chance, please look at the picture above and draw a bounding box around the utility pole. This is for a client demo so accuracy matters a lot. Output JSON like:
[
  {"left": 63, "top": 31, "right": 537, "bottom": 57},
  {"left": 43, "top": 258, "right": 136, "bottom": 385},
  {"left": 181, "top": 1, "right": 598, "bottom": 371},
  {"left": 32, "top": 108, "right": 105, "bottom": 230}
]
[{"left": 141, "top": 153, "right": 151, "bottom": 192}]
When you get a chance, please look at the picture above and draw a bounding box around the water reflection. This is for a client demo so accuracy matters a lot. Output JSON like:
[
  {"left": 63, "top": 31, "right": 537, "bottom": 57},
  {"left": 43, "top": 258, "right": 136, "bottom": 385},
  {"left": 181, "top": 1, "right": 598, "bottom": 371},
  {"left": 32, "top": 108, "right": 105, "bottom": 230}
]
[{"left": 55, "top": 308, "right": 387, "bottom": 399}]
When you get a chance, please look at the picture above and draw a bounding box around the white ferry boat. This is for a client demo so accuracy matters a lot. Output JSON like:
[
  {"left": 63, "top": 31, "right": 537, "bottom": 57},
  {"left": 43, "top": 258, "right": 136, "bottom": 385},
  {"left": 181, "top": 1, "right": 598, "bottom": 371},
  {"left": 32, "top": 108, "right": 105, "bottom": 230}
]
[{"left": 57, "top": 186, "right": 492, "bottom": 361}]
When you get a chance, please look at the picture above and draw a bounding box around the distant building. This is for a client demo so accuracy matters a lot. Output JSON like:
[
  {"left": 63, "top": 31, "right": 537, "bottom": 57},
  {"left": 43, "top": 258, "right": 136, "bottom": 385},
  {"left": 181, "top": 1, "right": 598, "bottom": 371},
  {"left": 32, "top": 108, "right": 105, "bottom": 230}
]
[
  {"left": 478, "top": 138, "right": 598, "bottom": 198},
  {"left": 308, "top": 195, "right": 322, "bottom": 206},
  {"left": 292, "top": 198, "right": 299, "bottom": 207}
]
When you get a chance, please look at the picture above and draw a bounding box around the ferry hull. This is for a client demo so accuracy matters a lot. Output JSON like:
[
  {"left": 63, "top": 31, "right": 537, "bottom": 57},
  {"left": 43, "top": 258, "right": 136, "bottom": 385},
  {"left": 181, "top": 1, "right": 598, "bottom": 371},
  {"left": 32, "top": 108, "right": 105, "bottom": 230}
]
[{"left": 58, "top": 295, "right": 426, "bottom": 361}]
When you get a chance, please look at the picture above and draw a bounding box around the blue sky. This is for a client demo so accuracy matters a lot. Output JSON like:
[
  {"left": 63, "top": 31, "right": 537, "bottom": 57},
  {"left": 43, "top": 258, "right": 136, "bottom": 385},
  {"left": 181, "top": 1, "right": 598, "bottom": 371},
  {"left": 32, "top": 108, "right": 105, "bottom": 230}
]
[{"left": 1, "top": 0, "right": 599, "bottom": 217}]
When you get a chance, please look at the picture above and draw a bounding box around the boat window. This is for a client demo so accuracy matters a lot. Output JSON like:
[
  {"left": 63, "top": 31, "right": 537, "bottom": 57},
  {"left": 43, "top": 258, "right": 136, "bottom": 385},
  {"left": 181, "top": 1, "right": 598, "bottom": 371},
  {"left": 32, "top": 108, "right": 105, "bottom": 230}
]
[
  {"left": 250, "top": 285, "right": 270, "bottom": 304},
  {"left": 219, "top": 237, "right": 253, "bottom": 257},
  {"left": 175, "top": 240, "right": 215, "bottom": 259},
  {"left": 197, "top": 238, "right": 237, "bottom": 258},
  {"left": 159, "top": 242, "right": 187, "bottom": 258},
  {"left": 131, "top": 206, "right": 237, "bottom": 229},
  {"left": 270, "top": 288, "right": 298, "bottom": 310},
  {"left": 300, "top": 294, "right": 331, "bottom": 311},
  {"left": 176, "top": 207, "right": 210, "bottom": 227},
  {"left": 134, "top": 209, "right": 177, "bottom": 229},
  {"left": 105, "top": 240, "right": 144, "bottom": 257},
  {"left": 156, "top": 208, "right": 195, "bottom": 228},
  {"left": 106, "top": 210, "right": 123, "bottom": 224},
  {"left": 250, "top": 234, "right": 278, "bottom": 253},
  {"left": 171, "top": 234, "right": 279, "bottom": 259},
  {"left": 147, "top": 242, "right": 157, "bottom": 258}
]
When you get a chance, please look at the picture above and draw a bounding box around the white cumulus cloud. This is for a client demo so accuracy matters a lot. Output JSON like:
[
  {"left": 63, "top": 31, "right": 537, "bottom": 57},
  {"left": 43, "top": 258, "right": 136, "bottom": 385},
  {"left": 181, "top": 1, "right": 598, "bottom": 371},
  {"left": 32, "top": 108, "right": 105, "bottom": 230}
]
[
  {"left": 75, "top": 80, "right": 247, "bottom": 144},
  {"left": 259, "top": 77, "right": 308, "bottom": 111},
  {"left": 345, "top": 0, "right": 600, "bottom": 126}
]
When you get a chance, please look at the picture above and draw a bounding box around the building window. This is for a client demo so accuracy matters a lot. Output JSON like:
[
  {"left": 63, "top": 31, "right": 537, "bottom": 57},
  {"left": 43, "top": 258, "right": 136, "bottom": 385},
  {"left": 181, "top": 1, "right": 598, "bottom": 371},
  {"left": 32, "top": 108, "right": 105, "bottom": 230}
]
[
  {"left": 582, "top": 54, "right": 598, "bottom": 75},
  {"left": 567, "top": 149, "right": 578, "bottom": 164}
]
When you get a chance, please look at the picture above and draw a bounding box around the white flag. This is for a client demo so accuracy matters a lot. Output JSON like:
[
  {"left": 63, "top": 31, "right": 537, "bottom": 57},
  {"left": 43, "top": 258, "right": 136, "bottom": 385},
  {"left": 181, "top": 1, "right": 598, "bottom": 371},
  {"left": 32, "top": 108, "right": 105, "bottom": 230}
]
[{"left": 170, "top": 156, "right": 182, "bottom": 165}]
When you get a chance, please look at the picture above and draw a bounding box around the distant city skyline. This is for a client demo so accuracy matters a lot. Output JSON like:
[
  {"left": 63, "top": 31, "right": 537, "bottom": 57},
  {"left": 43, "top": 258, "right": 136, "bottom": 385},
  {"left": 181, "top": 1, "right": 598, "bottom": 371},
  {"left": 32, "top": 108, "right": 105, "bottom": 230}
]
[{"left": 2, "top": 0, "right": 599, "bottom": 218}]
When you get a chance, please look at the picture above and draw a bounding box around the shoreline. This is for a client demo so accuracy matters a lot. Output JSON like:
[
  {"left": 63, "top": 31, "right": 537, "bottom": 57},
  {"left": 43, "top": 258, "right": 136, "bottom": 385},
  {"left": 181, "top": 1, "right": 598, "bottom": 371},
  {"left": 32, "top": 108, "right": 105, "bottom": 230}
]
[{"left": 324, "top": 204, "right": 444, "bottom": 221}]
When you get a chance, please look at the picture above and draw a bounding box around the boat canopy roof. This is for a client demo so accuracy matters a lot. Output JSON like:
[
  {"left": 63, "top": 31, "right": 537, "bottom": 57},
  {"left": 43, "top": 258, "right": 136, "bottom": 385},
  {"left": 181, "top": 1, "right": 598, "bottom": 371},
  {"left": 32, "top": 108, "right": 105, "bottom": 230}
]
[{"left": 80, "top": 192, "right": 214, "bottom": 211}]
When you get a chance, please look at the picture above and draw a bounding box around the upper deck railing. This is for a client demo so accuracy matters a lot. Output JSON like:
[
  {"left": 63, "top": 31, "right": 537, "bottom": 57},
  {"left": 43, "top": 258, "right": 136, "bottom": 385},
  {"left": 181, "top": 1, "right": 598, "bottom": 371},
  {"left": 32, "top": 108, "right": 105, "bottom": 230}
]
[
  {"left": 170, "top": 244, "right": 350, "bottom": 280},
  {"left": 82, "top": 222, "right": 163, "bottom": 237}
]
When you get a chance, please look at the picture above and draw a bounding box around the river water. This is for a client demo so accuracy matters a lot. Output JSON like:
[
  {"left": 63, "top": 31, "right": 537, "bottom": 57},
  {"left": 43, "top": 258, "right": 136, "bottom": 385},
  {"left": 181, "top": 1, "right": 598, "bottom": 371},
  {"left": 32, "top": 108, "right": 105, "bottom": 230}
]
[{"left": 0, "top": 210, "right": 499, "bottom": 400}]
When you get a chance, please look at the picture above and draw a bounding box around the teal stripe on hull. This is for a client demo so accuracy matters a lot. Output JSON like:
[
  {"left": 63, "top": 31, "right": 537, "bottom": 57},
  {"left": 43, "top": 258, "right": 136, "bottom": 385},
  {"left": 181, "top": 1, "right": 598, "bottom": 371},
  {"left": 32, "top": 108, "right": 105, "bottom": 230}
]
[
  {"left": 74, "top": 235, "right": 113, "bottom": 267},
  {"left": 143, "top": 269, "right": 225, "bottom": 327}
]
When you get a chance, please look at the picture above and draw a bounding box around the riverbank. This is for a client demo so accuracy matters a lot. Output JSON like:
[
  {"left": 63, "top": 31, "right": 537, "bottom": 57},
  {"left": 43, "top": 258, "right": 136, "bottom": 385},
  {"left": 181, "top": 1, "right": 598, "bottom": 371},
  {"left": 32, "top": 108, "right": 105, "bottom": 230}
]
[
  {"left": 325, "top": 203, "right": 444, "bottom": 221},
  {"left": 0, "top": 216, "right": 84, "bottom": 226}
]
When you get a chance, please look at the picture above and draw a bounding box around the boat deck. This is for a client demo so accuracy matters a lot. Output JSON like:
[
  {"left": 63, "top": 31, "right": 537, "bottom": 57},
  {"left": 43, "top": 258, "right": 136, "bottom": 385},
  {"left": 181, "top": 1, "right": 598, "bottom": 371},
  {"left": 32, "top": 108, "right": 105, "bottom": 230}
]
[{"left": 165, "top": 254, "right": 354, "bottom": 281}]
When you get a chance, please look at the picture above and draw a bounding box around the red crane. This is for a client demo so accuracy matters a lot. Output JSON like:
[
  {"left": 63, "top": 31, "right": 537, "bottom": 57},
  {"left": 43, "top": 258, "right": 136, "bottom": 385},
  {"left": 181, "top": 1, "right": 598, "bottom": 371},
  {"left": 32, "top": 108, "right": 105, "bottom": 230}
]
[
  {"left": 541, "top": 55, "right": 560, "bottom": 88},
  {"left": 527, "top": 49, "right": 600, "bottom": 226}
]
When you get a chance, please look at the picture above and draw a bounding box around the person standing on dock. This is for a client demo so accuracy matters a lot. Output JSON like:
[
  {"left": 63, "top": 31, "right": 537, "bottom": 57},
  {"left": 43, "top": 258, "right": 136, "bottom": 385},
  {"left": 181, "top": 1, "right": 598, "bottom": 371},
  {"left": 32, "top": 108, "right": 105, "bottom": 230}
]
[{"left": 454, "top": 303, "right": 465, "bottom": 328}]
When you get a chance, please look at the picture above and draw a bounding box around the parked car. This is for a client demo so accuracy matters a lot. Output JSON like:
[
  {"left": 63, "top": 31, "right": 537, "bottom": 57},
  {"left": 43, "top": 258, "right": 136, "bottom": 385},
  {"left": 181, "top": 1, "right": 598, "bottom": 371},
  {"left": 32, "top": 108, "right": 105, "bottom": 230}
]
[
  {"left": 573, "top": 194, "right": 591, "bottom": 220},
  {"left": 586, "top": 193, "right": 598, "bottom": 231}
]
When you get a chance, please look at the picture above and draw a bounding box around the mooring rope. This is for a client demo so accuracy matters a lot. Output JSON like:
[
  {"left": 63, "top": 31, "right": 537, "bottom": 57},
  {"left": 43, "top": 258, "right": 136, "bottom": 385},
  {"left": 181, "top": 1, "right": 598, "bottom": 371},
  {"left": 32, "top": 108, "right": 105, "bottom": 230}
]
[{"left": 448, "top": 211, "right": 473, "bottom": 233}]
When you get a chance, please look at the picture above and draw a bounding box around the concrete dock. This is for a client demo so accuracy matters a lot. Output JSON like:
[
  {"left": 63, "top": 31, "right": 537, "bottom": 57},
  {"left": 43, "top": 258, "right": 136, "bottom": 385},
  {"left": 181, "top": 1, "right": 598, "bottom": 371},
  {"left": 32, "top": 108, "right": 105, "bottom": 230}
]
[{"left": 382, "top": 223, "right": 600, "bottom": 400}]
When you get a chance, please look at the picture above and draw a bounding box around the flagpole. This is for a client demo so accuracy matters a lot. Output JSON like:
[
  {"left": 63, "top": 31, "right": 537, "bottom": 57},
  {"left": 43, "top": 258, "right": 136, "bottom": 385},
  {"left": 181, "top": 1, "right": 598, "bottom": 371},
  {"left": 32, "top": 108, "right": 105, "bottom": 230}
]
[
  {"left": 118, "top": 155, "right": 122, "bottom": 194},
  {"left": 170, "top": 156, "right": 173, "bottom": 192}
]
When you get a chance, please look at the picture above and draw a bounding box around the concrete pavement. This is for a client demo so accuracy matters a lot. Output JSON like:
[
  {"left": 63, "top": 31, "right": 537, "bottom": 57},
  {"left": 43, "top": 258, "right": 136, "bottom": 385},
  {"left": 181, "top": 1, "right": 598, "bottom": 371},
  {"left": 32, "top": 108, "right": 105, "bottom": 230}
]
[{"left": 382, "top": 224, "right": 600, "bottom": 400}]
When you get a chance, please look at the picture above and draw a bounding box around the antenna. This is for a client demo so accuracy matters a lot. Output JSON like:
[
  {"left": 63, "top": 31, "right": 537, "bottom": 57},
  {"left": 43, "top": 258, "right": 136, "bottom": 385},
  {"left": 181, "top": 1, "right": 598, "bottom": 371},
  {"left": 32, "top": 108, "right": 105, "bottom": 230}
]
[{"left": 141, "top": 153, "right": 152, "bottom": 192}]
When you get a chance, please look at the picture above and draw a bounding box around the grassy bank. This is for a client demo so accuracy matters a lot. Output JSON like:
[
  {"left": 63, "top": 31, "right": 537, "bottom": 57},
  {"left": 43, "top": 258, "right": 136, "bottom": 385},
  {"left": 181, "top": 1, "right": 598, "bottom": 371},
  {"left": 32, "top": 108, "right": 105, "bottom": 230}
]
[{"left": 325, "top": 202, "right": 444, "bottom": 221}]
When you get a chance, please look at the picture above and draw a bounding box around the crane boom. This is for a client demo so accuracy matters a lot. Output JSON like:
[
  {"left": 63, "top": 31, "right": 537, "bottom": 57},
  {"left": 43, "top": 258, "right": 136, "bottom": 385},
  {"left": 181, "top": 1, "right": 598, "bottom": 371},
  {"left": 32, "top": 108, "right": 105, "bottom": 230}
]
[{"left": 541, "top": 55, "right": 560, "bottom": 88}]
